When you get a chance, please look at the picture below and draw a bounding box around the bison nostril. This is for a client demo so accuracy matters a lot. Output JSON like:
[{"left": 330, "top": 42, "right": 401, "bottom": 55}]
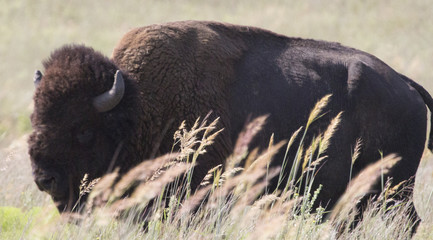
[{"left": 36, "top": 175, "right": 57, "bottom": 192}]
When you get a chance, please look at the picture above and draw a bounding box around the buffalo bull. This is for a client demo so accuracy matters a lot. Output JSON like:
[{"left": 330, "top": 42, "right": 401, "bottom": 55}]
[{"left": 29, "top": 21, "right": 433, "bottom": 213}]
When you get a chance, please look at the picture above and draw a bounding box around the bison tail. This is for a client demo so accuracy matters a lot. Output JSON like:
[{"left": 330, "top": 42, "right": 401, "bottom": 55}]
[{"left": 400, "top": 74, "right": 433, "bottom": 151}]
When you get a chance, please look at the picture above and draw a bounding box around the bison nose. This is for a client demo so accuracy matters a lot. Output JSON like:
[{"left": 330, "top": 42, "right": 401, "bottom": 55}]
[{"left": 35, "top": 174, "right": 58, "bottom": 193}]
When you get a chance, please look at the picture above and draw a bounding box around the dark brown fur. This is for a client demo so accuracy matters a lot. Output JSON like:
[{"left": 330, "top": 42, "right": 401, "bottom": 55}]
[{"left": 29, "top": 21, "right": 432, "bottom": 213}]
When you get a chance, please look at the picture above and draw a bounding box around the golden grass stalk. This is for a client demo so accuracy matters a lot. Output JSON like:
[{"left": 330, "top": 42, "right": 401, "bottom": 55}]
[
  {"left": 78, "top": 174, "right": 100, "bottom": 208},
  {"left": 302, "top": 137, "right": 319, "bottom": 173},
  {"left": 248, "top": 193, "right": 300, "bottom": 240},
  {"left": 200, "top": 164, "right": 223, "bottom": 187},
  {"left": 306, "top": 94, "right": 332, "bottom": 128},
  {"left": 192, "top": 127, "right": 224, "bottom": 161},
  {"left": 205, "top": 140, "right": 285, "bottom": 210},
  {"left": 284, "top": 144, "right": 304, "bottom": 191},
  {"left": 219, "top": 167, "right": 244, "bottom": 185},
  {"left": 244, "top": 147, "right": 259, "bottom": 170},
  {"left": 107, "top": 162, "right": 191, "bottom": 217},
  {"left": 303, "top": 156, "right": 327, "bottom": 173},
  {"left": 183, "top": 115, "right": 224, "bottom": 190},
  {"left": 201, "top": 116, "right": 221, "bottom": 140},
  {"left": 330, "top": 154, "right": 401, "bottom": 223},
  {"left": 352, "top": 138, "right": 363, "bottom": 165},
  {"left": 249, "top": 213, "right": 287, "bottom": 240},
  {"left": 130, "top": 162, "right": 190, "bottom": 203},
  {"left": 349, "top": 138, "right": 363, "bottom": 182},
  {"left": 86, "top": 169, "right": 119, "bottom": 212},
  {"left": 226, "top": 115, "right": 268, "bottom": 172},
  {"left": 173, "top": 117, "right": 205, "bottom": 161},
  {"left": 251, "top": 194, "right": 279, "bottom": 210},
  {"left": 79, "top": 173, "right": 89, "bottom": 193},
  {"left": 110, "top": 153, "right": 178, "bottom": 201},
  {"left": 318, "top": 111, "right": 342, "bottom": 155},
  {"left": 174, "top": 113, "right": 222, "bottom": 161},
  {"left": 178, "top": 185, "right": 212, "bottom": 216},
  {"left": 232, "top": 179, "right": 273, "bottom": 213},
  {"left": 282, "top": 95, "right": 333, "bottom": 193},
  {"left": 246, "top": 140, "right": 287, "bottom": 173},
  {"left": 287, "top": 126, "right": 303, "bottom": 151},
  {"left": 387, "top": 180, "right": 407, "bottom": 197},
  {"left": 278, "top": 126, "right": 303, "bottom": 188}
]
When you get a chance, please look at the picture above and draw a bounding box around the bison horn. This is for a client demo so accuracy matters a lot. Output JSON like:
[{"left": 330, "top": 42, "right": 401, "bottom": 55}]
[
  {"left": 34, "top": 70, "right": 42, "bottom": 88},
  {"left": 92, "top": 70, "right": 125, "bottom": 112}
]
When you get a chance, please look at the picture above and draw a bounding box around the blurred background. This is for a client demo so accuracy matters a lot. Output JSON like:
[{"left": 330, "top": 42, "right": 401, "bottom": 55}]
[{"left": 1, "top": 0, "right": 432, "bottom": 146}]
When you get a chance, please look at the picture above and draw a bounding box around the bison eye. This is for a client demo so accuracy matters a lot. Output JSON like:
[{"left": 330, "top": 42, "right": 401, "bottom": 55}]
[{"left": 76, "top": 129, "right": 94, "bottom": 145}]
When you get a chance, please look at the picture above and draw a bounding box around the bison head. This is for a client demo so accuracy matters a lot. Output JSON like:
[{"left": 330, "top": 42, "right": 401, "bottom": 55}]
[{"left": 28, "top": 45, "right": 138, "bottom": 212}]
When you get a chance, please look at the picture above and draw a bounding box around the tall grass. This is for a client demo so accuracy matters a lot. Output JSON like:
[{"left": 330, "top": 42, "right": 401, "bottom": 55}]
[
  {"left": 1, "top": 1, "right": 433, "bottom": 238},
  {"left": 3, "top": 95, "right": 422, "bottom": 239}
]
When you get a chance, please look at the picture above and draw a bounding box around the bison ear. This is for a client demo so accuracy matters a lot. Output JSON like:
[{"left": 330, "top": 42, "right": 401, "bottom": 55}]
[
  {"left": 92, "top": 70, "right": 125, "bottom": 112},
  {"left": 34, "top": 70, "right": 42, "bottom": 88}
]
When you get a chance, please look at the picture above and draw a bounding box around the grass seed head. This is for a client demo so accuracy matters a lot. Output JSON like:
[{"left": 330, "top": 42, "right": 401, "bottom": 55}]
[
  {"left": 307, "top": 94, "right": 332, "bottom": 127},
  {"left": 330, "top": 154, "right": 401, "bottom": 223},
  {"left": 318, "top": 111, "right": 342, "bottom": 155},
  {"left": 352, "top": 138, "right": 363, "bottom": 165},
  {"left": 226, "top": 115, "right": 269, "bottom": 171}
]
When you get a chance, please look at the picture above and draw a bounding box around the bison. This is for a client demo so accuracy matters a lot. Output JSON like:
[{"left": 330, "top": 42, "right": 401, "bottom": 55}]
[{"left": 29, "top": 21, "right": 433, "bottom": 213}]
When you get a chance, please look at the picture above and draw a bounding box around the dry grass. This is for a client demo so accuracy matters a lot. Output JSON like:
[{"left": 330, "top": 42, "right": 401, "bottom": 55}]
[
  {"left": 0, "top": 95, "right": 421, "bottom": 239},
  {"left": 1, "top": 2, "right": 433, "bottom": 237},
  {"left": 329, "top": 154, "right": 401, "bottom": 231},
  {"left": 413, "top": 154, "right": 433, "bottom": 239}
]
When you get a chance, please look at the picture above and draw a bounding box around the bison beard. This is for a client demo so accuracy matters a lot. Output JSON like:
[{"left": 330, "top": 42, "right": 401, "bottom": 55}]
[{"left": 29, "top": 21, "right": 432, "bottom": 216}]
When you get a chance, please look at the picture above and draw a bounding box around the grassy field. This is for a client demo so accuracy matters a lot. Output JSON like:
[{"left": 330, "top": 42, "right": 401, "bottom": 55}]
[
  {"left": 1, "top": 104, "right": 432, "bottom": 239},
  {"left": 1, "top": 0, "right": 432, "bottom": 239}
]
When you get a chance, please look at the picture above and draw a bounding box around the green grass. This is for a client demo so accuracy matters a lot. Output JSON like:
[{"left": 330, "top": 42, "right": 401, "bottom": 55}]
[
  {"left": 0, "top": 206, "right": 35, "bottom": 239},
  {"left": 0, "top": 206, "right": 57, "bottom": 239}
]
